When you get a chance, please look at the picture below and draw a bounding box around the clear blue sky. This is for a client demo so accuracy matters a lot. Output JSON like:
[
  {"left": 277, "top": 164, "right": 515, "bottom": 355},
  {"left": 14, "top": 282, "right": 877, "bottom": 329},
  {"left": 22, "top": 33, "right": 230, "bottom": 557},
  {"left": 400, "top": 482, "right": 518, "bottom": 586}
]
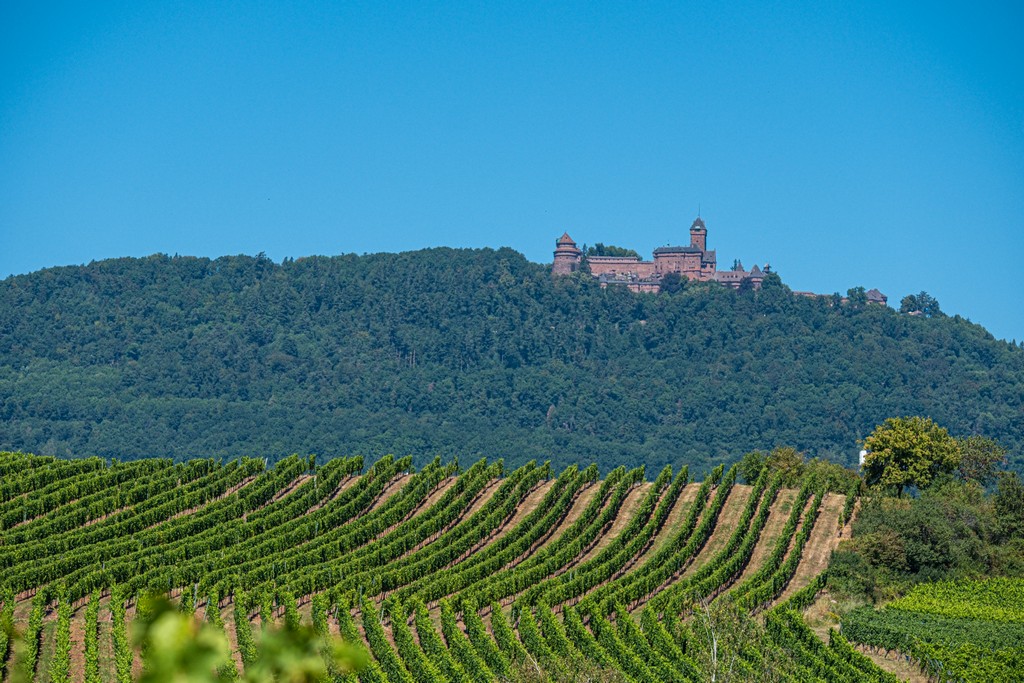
[{"left": 2, "top": 2, "right": 1022, "bottom": 340}]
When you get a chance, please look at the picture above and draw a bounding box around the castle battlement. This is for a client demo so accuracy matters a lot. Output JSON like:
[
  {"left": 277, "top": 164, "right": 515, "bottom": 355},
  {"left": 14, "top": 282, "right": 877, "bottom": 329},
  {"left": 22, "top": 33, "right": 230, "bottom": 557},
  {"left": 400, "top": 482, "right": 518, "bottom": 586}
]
[{"left": 552, "top": 217, "right": 767, "bottom": 293}]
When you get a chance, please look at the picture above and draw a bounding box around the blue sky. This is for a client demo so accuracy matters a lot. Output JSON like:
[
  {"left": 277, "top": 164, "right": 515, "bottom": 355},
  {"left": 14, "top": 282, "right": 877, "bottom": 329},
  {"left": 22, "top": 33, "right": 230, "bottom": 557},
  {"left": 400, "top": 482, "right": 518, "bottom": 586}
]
[{"left": 2, "top": 2, "right": 1022, "bottom": 341}]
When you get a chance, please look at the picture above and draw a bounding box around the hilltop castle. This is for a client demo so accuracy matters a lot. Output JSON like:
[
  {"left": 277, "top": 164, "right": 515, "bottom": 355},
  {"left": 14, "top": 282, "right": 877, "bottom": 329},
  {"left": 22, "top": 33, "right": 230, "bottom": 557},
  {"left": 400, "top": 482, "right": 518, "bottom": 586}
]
[{"left": 552, "top": 217, "right": 767, "bottom": 293}]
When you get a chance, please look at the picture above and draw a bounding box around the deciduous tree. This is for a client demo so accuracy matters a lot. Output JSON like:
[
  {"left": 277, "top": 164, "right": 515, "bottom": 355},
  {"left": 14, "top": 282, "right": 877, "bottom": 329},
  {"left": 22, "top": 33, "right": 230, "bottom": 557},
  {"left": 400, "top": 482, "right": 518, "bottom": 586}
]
[
  {"left": 957, "top": 435, "right": 1008, "bottom": 485},
  {"left": 861, "top": 417, "right": 961, "bottom": 496}
]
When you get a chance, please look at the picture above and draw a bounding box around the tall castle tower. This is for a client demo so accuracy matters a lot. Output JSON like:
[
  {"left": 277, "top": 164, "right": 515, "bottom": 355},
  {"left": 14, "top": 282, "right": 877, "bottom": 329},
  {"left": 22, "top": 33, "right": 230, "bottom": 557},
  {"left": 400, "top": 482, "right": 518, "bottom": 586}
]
[
  {"left": 552, "top": 232, "right": 582, "bottom": 275},
  {"left": 689, "top": 217, "right": 707, "bottom": 251}
]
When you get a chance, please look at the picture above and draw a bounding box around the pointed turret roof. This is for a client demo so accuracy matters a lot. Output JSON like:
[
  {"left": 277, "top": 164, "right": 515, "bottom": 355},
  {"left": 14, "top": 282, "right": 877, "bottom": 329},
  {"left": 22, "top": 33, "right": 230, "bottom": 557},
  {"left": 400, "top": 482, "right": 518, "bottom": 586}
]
[
  {"left": 557, "top": 232, "right": 576, "bottom": 245},
  {"left": 691, "top": 217, "right": 707, "bottom": 230}
]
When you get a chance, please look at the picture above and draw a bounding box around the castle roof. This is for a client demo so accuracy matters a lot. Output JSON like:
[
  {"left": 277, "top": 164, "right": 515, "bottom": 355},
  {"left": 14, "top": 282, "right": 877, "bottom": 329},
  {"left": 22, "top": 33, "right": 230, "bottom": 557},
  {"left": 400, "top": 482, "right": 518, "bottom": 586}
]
[
  {"left": 557, "top": 232, "right": 576, "bottom": 245},
  {"left": 691, "top": 217, "right": 707, "bottom": 230},
  {"left": 653, "top": 245, "right": 703, "bottom": 255},
  {"left": 749, "top": 264, "right": 763, "bottom": 277},
  {"left": 866, "top": 288, "right": 887, "bottom": 303},
  {"left": 588, "top": 255, "right": 643, "bottom": 262}
]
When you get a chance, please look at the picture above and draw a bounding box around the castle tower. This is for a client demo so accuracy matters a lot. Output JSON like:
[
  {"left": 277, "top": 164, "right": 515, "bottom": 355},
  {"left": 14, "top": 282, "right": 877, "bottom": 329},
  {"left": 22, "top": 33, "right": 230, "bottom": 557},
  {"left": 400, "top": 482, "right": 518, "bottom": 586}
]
[
  {"left": 689, "top": 217, "right": 707, "bottom": 251},
  {"left": 552, "top": 232, "right": 582, "bottom": 275}
]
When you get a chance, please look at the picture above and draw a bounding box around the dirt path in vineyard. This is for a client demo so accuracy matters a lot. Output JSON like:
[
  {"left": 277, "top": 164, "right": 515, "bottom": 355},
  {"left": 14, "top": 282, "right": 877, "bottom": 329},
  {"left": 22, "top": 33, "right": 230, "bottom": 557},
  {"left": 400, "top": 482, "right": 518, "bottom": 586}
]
[
  {"left": 730, "top": 487, "right": 798, "bottom": 587},
  {"left": 680, "top": 484, "right": 751, "bottom": 577},
  {"left": 772, "top": 492, "right": 845, "bottom": 606},
  {"left": 369, "top": 474, "right": 412, "bottom": 511},
  {"left": 575, "top": 483, "right": 651, "bottom": 565},
  {"left": 503, "top": 482, "right": 598, "bottom": 571},
  {"left": 68, "top": 604, "right": 86, "bottom": 683},
  {"left": 632, "top": 482, "right": 702, "bottom": 567}
]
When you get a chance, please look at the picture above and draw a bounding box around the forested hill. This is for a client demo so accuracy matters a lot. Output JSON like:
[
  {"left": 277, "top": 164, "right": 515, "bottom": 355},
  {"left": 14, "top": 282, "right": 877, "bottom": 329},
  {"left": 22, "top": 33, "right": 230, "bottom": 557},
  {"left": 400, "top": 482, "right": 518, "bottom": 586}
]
[{"left": 1, "top": 248, "right": 1022, "bottom": 474}]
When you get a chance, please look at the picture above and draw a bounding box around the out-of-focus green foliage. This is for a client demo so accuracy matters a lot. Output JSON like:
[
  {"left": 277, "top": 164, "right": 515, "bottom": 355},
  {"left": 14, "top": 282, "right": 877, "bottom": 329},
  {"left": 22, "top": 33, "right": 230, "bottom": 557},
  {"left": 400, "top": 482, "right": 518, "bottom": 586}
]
[
  {"left": 132, "top": 594, "right": 363, "bottom": 683},
  {"left": 134, "top": 595, "right": 229, "bottom": 683}
]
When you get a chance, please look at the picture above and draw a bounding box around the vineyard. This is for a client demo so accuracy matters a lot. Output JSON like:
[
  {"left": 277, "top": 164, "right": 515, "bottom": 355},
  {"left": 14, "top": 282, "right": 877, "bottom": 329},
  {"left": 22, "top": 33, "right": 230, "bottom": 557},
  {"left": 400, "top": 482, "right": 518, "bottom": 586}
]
[
  {"left": 841, "top": 579, "right": 1024, "bottom": 682},
  {"left": 0, "top": 451, "right": 909, "bottom": 681}
]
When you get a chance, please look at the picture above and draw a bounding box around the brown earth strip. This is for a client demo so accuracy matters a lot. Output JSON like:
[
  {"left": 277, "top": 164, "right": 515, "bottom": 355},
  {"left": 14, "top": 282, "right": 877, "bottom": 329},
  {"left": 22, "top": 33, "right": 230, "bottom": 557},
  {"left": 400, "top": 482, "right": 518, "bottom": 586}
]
[
  {"left": 194, "top": 595, "right": 207, "bottom": 622},
  {"left": 446, "top": 480, "right": 554, "bottom": 568},
  {"left": 681, "top": 483, "right": 753, "bottom": 577},
  {"left": 773, "top": 492, "right": 845, "bottom": 606},
  {"left": 750, "top": 492, "right": 816, "bottom": 596},
  {"left": 306, "top": 474, "right": 360, "bottom": 513},
  {"left": 80, "top": 503, "right": 138, "bottom": 530},
  {"left": 731, "top": 487, "right": 798, "bottom": 586},
  {"left": 575, "top": 483, "right": 651, "bottom": 565},
  {"left": 463, "top": 479, "right": 503, "bottom": 518},
  {"left": 267, "top": 473, "right": 313, "bottom": 505},
  {"left": 369, "top": 474, "right": 413, "bottom": 512},
  {"left": 415, "top": 479, "right": 540, "bottom": 581},
  {"left": 632, "top": 482, "right": 701, "bottom": 566},
  {"left": 423, "top": 481, "right": 598, "bottom": 618},
  {"left": 477, "top": 484, "right": 614, "bottom": 613},
  {"left": 404, "top": 479, "right": 502, "bottom": 558},
  {"left": 614, "top": 483, "right": 733, "bottom": 610},
  {"left": 359, "top": 476, "right": 459, "bottom": 552},
  {"left": 69, "top": 605, "right": 86, "bottom": 683},
  {"left": 414, "top": 477, "right": 458, "bottom": 516},
  {"left": 153, "top": 474, "right": 260, "bottom": 530},
  {"left": 222, "top": 603, "right": 246, "bottom": 673},
  {"left": 503, "top": 482, "right": 597, "bottom": 572},
  {"left": 239, "top": 473, "right": 315, "bottom": 522},
  {"left": 488, "top": 480, "right": 555, "bottom": 545},
  {"left": 604, "top": 480, "right": 694, "bottom": 587}
]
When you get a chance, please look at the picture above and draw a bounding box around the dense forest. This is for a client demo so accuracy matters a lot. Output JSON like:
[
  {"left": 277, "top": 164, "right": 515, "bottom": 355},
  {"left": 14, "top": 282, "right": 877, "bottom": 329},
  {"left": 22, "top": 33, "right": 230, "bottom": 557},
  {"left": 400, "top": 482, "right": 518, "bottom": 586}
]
[{"left": 0, "top": 248, "right": 1021, "bottom": 475}]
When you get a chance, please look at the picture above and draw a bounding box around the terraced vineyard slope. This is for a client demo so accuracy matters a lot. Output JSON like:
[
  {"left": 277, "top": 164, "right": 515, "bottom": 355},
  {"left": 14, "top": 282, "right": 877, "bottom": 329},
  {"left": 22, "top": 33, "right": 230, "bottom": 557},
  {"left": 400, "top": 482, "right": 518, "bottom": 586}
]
[{"left": 0, "top": 452, "right": 895, "bottom": 681}]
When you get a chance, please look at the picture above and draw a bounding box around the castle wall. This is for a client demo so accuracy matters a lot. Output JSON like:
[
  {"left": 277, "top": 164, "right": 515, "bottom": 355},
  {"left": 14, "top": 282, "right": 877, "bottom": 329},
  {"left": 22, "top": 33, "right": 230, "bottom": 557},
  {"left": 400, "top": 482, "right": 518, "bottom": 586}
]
[
  {"left": 713, "top": 270, "right": 764, "bottom": 289},
  {"left": 588, "top": 257, "right": 657, "bottom": 279},
  {"left": 653, "top": 252, "right": 708, "bottom": 280}
]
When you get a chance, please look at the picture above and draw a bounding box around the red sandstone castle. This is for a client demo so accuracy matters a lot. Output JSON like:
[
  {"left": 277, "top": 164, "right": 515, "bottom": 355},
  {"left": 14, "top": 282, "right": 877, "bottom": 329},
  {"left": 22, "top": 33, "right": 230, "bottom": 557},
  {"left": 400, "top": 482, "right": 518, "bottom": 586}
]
[{"left": 552, "top": 217, "right": 767, "bottom": 293}]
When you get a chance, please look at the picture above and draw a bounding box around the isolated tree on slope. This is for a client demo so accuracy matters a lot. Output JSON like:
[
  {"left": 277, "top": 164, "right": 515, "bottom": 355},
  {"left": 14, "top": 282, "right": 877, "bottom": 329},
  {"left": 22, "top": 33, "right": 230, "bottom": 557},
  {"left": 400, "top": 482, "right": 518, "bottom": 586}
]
[{"left": 861, "top": 416, "right": 960, "bottom": 496}]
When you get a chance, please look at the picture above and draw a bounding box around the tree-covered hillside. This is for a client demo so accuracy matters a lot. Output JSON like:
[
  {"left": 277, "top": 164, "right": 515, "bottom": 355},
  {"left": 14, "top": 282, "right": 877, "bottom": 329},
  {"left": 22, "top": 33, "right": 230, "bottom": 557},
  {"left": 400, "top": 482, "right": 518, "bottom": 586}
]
[{"left": 1, "top": 248, "right": 1021, "bottom": 474}]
